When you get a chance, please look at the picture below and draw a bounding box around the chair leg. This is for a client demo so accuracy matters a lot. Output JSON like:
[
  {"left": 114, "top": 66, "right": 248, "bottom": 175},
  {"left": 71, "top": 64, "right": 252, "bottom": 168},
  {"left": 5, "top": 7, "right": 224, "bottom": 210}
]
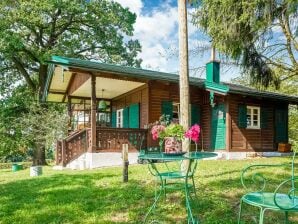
[
  {"left": 285, "top": 211, "right": 289, "bottom": 224},
  {"left": 191, "top": 176, "right": 197, "bottom": 197},
  {"left": 238, "top": 199, "right": 243, "bottom": 224},
  {"left": 259, "top": 207, "right": 267, "bottom": 224},
  {"left": 163, "top": 179, "right": 167, "bottom": 199}
]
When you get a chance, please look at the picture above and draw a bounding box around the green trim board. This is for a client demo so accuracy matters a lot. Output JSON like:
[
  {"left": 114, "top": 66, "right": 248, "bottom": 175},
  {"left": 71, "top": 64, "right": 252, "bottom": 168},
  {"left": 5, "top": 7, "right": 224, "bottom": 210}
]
[
  {"left": 43, "top": 56, "right": 298, "bottom": 104},
  {"left": 204, "top": 81, "right": 229, "bottom": 95}
]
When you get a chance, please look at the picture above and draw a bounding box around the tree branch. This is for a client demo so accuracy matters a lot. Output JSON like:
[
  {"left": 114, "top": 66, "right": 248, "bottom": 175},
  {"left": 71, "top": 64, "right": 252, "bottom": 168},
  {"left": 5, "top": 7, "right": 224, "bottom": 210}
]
[
  {"left": 279, "top": 11, "right": 298, "bottom": 67},
  {"left": 12, "top": 57, "right": 36, "bottom": 91}
]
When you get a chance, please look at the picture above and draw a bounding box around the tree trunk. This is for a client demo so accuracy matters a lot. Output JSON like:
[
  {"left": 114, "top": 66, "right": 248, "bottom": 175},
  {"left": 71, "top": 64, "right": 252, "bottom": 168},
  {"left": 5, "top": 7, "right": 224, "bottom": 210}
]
[
  {"left": 178, "top": 0, "right": 190, "bottom": 152},
  {"left": 39, "top": 64, "right": 48, "bottom": 101},
  {"left": 31, "top": 64, "right": 49, "bottom": 166},
  {"left": 33, "top": 145, "right": 47, "bottom": 166}
]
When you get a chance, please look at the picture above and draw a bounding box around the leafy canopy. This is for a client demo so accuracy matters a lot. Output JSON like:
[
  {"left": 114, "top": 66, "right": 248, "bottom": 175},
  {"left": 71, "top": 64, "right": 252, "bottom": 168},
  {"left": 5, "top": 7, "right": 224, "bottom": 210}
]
[
  {"left": 0, "top": 0, "right": 141, "bottom": 96},
  {"left": 0, "top": 86, "right": 68, "bottom": 162},
  {"left": 193, "top": 0, "right": 298, "bottom": 88}
]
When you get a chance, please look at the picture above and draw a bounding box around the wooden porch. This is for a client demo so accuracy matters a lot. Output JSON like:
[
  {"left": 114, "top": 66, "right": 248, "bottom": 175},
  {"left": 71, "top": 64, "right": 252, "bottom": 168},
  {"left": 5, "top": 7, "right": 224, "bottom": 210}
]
[{"left": 56, "top": 127, "right": 148, "bottom": 166}]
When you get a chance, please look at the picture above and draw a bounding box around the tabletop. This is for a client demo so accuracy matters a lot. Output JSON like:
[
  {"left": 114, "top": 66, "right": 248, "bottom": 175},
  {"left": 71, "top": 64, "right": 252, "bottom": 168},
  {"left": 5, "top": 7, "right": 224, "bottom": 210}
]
[{"left": 138, "top": 151, "right": 217, "bottom": 161}]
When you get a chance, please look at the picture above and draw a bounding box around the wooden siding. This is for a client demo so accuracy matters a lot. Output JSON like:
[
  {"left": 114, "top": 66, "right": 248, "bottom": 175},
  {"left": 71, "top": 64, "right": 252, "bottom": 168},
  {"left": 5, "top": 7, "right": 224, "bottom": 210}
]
[
  {"left": 229, "top": 94, "right": 275, "bottom": 152},
  {"left": 69, "top": 72, "right": 90, "bottom": 95},
  {"left": 148, "top": 81, "right": 205, "bottom": 148}
]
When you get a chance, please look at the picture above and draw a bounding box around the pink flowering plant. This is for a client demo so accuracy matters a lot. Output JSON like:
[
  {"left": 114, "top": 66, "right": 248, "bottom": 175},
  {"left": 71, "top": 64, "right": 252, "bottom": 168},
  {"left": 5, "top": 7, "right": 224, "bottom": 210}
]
[
  {"left": 185, "top": 124, "right": 201, "bottom": 151},
  {"left": 150, "top": 115, "right": 185, "bottom": 150}
]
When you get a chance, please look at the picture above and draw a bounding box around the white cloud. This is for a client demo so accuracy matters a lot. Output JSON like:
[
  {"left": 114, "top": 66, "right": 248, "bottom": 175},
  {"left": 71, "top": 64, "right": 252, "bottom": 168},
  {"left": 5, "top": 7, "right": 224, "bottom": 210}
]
[{"left": 113, "top": 1, "right": 237, "bottom": 80}]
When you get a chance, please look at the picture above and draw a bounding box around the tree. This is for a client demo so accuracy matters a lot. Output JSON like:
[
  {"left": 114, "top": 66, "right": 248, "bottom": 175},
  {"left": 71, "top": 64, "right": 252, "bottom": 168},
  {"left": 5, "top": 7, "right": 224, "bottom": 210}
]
[
  {"left": 178, "top": 0, "right": 191, "bottom": 152},
  {"left": 0, "top": 0, "right": 141, "bottom": 164},
  {"left": 193, "top": 0, "right": 298, "bottom": 88},
  {"left": 0, "top": 86, "right": 68, "bottom": 165}
]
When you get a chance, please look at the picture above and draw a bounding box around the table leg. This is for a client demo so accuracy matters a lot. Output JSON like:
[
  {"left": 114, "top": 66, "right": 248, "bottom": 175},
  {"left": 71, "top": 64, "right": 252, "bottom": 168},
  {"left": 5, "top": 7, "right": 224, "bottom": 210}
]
[
  {"left": 185, "top": 161, "right": 199, "bottom": 224},
  {"left": 144, "top": 184, "right": 163, "bottom": 223}
]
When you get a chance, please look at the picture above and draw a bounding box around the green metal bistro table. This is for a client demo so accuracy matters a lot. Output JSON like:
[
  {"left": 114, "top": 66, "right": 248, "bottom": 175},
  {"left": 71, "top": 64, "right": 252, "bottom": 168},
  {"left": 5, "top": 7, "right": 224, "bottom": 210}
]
[{"left": 139, "top": 151, "right": 217, "bottom": 223}]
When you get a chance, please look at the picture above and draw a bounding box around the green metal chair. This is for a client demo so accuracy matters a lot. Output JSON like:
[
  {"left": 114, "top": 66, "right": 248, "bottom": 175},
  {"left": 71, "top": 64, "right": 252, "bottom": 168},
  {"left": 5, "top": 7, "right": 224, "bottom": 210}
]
[{"left": 238, "top": 152, "right": 298, "bottom": 224}]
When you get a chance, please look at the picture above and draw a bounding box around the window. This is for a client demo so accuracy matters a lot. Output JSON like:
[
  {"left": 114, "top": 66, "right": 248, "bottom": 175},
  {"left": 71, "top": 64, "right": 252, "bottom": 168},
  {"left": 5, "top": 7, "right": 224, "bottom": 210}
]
[
  {"left": 247, "top": 106, "right": 260, "bottom": 129},
  {"left": 116, "top": 109, "right": 123, "bottom": 128},
  {"left": 172, "top": 103, "right": 180, "bottom": 123},
  {"left": 172, "top": 103, "right": 194, "bottom": 126}
]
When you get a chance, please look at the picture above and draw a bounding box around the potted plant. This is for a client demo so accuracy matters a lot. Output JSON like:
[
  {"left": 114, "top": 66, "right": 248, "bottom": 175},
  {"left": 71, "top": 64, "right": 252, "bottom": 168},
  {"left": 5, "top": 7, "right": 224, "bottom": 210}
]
[{"left": 151, "top": 115, "right": 185, "bottom": 154}]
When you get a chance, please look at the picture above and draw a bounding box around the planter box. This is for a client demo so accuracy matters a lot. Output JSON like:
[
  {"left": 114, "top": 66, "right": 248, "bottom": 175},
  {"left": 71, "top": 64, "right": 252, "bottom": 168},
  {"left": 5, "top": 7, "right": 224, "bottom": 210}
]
[
  {"left": 12, "top": 164, "right": 23, "bottom": 172},
  {"left": 30, "top": 166, "right": 43, "bottom": 177},
  {"left": 278, "top": 143, "right": 292, "bottom": 153}
]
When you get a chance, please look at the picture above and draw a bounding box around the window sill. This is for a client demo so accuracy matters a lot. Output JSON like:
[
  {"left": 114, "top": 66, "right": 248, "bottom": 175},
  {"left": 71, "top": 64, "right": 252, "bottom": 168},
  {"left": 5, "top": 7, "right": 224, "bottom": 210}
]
[{"left": 246, "top": 126, "right": 260, "bottom": 130}]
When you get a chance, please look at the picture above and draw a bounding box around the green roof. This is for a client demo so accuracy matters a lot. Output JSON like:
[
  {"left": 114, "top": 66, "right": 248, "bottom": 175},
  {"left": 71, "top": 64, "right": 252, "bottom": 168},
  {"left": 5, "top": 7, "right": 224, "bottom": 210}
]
[{"left": 44, "top": 56, "right": 298, "bottom": 104}]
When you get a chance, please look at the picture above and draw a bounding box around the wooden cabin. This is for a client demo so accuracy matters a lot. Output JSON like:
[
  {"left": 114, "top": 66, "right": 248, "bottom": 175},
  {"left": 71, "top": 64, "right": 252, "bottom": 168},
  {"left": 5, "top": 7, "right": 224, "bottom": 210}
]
[{"left": 43, "top": 56, "right": 298, "bottom": 168}]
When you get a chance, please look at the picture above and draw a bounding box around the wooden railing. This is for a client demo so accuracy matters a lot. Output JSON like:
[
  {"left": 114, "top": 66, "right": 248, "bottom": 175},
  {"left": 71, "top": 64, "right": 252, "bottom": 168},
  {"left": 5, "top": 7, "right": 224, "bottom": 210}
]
[
  {"left": 56, "top": 127, "right": 148, "bottom": 166},
  {"left": 96, "top": 127, "right": 148, "bottom": 151},
  {"left": 56, "top": 129, "right": 88, "bottom": 166}
]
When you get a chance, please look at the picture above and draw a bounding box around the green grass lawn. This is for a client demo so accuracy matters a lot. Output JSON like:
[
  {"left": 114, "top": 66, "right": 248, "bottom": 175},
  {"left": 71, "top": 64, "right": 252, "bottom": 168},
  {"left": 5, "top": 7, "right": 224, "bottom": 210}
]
[{"left": 0, "top": 157, "right": 297, "bottom": 224}]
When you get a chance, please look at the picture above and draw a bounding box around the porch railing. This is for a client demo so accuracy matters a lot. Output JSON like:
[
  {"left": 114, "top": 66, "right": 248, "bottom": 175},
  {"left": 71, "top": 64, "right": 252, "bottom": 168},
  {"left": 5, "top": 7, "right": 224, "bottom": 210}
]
[
  {"left": 56, "top": 127, "right": 148, "bottom": 166},
  {"left": 56, "top": 129, "right": 88, "bottom": 166},
  {"left": 96, "top": 127, "right": 148, "bottom": 151}
]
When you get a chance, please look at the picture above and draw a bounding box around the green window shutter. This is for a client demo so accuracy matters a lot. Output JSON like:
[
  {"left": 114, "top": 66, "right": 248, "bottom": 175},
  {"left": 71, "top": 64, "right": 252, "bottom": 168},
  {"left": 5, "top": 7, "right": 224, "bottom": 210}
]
[
  {"left": 275, "top": 107, "right": 288, "bottom": 143},
  {"left": 238, "top": 104, "right": 247, "bottom": 128},
  {"left": 161, "top": 101, "right": 173, "bottom": 120},
  {"left": 191, "top": 104, "right": 201, "bottom": 125},
  {"left": 123, "top": 107, "right": 129, "bottom": 128},
  {"left": 261, "top": 107, "right": 269, "bottom": 129},
  {"left": 129, "top": 103, "right": 140, "bottom": 128},
  {"left": 111, "top": 111, "right": 116, "bottom": 128}
]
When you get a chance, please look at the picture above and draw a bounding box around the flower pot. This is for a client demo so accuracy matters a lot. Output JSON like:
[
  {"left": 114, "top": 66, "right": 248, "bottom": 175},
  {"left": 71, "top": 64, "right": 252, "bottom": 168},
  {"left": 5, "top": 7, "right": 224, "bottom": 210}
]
[
  {"left": 30, "top": 166, "right": 42, "bottom": 177},
  {"left": 278, "top": 143, "right": 292, "bottom": 153},
  {"left": 12, "top": 164, "right": 22, "bottom": 172},
  {"left": 164, "top": 137, "right": 182, "bottom": 153}
]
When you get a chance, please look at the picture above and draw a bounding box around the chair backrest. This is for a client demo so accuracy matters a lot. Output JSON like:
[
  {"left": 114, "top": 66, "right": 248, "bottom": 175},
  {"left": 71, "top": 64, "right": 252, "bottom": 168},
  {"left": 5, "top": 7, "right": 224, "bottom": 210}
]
[{"left": 274, "top": 151, "right": 298, "bottom": 210}]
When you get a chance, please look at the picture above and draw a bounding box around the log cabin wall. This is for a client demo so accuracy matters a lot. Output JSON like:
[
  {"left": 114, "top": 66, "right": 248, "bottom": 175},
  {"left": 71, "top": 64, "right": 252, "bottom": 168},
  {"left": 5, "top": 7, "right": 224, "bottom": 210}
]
[
  {"left": 148, "top": 80, "right": 205, "bottom": 148},
  {"left": 112, "top": 84, "right": 149, "bottom": 128},
  {"left": 228, "top": 94, "right": 275, "bottom": 152},
  {"left": 148, "top": 81, "right": 203, "bottom": 122}
]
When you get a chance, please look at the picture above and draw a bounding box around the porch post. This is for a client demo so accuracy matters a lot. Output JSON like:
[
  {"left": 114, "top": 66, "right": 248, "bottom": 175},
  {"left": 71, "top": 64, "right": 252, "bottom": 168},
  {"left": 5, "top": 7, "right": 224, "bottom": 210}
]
[
  {"left": 225, "top": 96, "right": 231, "bottom": 151},
  {"left": 91, "top": 74, "right": 97, "bottom": 152}
]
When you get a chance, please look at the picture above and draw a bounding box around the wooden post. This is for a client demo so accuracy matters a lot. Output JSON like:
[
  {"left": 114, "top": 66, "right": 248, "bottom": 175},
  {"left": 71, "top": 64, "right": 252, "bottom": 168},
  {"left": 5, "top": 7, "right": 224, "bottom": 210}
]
[
  {"left": 61, "top": 140, "right": 66, "bottom": 167},
  {"left": 55, "top": 141, "right": 59, "bottom": 165},
  {"left": 122, "top": 143, "right": 129, "bottom": 182},
  {"left": 91, "top": 74, "right": 97, "bottom": 152},
  {"left": 67, "top": 96, "right": 72, "bottom": 133},
  {"left": 178, "top": 0, "right": 190, "bottom": 152},
  {"left": 225, "top": 97, "right": 231, "bottom": 151}
]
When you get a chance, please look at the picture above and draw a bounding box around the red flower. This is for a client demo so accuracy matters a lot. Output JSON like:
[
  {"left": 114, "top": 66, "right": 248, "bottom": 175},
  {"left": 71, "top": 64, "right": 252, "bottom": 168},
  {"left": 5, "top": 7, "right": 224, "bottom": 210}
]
[{"left": 185, "top": 124, "right": 201, "bottom": 143}]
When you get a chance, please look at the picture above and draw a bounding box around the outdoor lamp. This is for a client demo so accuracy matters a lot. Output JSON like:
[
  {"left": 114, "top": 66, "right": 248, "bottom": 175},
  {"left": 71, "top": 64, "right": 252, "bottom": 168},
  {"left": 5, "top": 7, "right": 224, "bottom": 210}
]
[{"left": 98, "top": 89, "right": 107, "bottom": 111}]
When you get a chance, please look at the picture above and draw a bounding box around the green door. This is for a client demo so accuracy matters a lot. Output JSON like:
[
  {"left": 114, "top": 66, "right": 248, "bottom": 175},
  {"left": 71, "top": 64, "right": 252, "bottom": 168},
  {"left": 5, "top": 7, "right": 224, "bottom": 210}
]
[
  {"left": 211, "top": 103, "right": 226, "bottom": 150},
  {"left": 275, "top": 107, "right": 288, "bottom": 143}
]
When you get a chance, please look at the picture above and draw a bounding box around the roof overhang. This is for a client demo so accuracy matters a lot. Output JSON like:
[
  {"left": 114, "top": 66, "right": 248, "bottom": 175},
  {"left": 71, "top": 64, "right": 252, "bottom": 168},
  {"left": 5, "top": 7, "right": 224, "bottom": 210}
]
[{"left": 42, "top": 56, "right": 298, "bottom": 105}]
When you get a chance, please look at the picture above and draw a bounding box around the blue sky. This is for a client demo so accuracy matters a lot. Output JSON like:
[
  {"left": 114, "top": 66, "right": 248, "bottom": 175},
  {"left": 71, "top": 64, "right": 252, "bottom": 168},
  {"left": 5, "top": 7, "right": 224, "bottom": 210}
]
[{"left": 115, "top": 0, "right": 240, "bottom": 81}]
